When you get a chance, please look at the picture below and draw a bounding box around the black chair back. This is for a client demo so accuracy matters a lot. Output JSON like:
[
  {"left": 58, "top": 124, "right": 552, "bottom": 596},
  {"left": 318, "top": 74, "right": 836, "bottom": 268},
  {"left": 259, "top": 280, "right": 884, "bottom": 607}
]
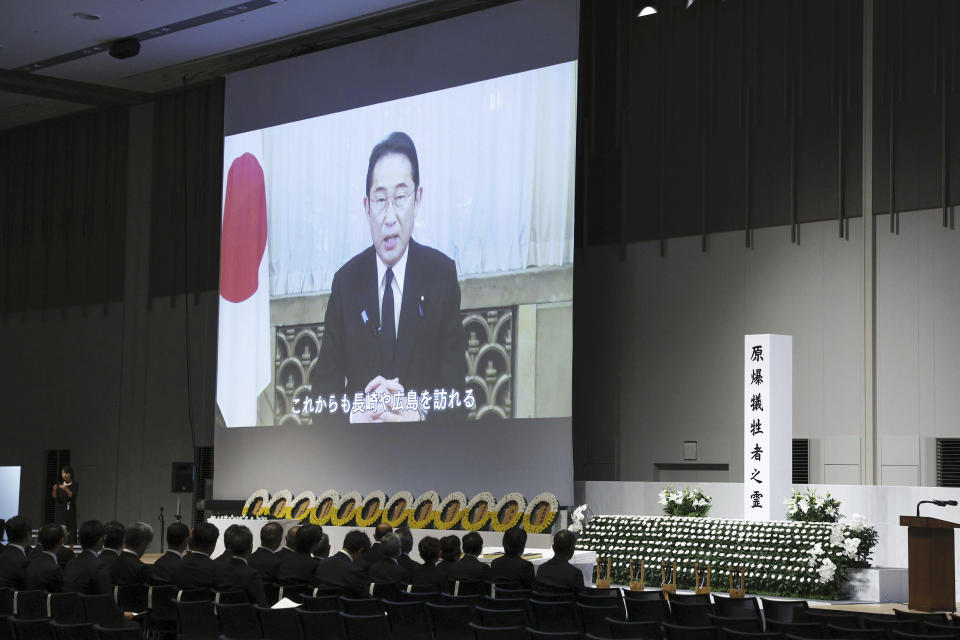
[
  {"left": 0, "top": 590, "right": 13, "bottom": 617},
  {"left": 177, "top": 588, "right": 213, "bottom": 602},
  {"left": 892, "top": 610, "right": 949, "bottom": 623},
  {"left": 671, "top": 602, "right": 716, "bottom": 626},
  {"left": 383, "top": 599, "right": 431, "bottom": 640},
  {"left": 214, "top": 602, "right": 259, "bottom": 640},
  {"left": 49, "top": 621, "right": 95, "bottom": 640},
  {"left": 263, "top": 583, "right": 280, "bottom": 606},
  {"left": 529, "top": 592, "right": 571, "bottom": 603},
  {"left": 254, "top": 604, "right": 302, "bottom": 640},
  {"left": 10, "top": 618, "right": 56, "bottom": 640},
  {"left": 113, "top": 583, "right": 148, "bottom": 613},
  {"left": 338, "top": 596, "right": 382, "bottom": 615},
  {"left": 13, "top": 590, "right": 46, "bottom": 619},
  {"left": 339, "top": 612, "right": 390, "bottom": 640},
  {"left": 713, "top": 596, "right": 761, "bottom": 620},
  {"left": 214, "top": 590, "right": 247, "bottom": 605},
  {"left": 48, "top": 593, "right": 83, "bottom": 624},
  {"left": 174, "top": 599, "right": 218, "bottom": 640},
  {"left": 921, "top": 622, "right": 960, "bottom": 639},
  {"left": 296, "top": 609, "right": 345, "bottom": 640},
  {"left": 721, "top": 631, "right": 783, "bottom": 640},
  {"left": 623, "top": 590, "right": 666, "bottom": 602},
  {"left": 453, "top": 580, "right": 487, "bottom": 597},
  {"left": 297, "top": 594, "right": 339, "bottom": 612},
  {"left": 468, "top": 621, "right": 530, "bottom": 640},
  {"left": 607, "top": 617, "right": 660, "bottom": 639},
  {"left": 528, "top": 629, "right": 580, "bottom": 640},
  {"left": 577, "top": 603, "right": 622, "bottom": 636},
  {"left": 707, "top": 614, "right": 762, "bottom": 633},
  {"left": 766, "top": 620, "right": 824, "bottom": 638},
  {"left": 826, "top": 627, "right": 887, "bottom": 640},
  {"left": 493, "top": 587, "right": 532, "bottom": 600},
  {"left": 91, "top": 625, "right": 142, "bottom": 640},
  {"left": 806, "top": 611, "right": 860, "bottom": 629},
  {"left": 443, "top": 593, "right": 483, "bottom": 609},
  {"left": 528, "top": 599, "right": 578, "bottom": 634},
  {"left": 476, "top": 606, "right": 528, "bottom": 629},
  {"left": 625, "top": 598, "right": 670, "bottom": 623},
  {"left": 662, "top": 621, "right": 719, "bottom": 640},
  {"left": 312, "top": 586, "right": 342, "bottom": 598},
  {"left": 0, "top": 615, "right": 13, "bottom": 640},
  {"left": 426, "top": 602, "right": 474, "bottom": 640},
  {"left": 670, "top": 593, "right": 713, "bottom": 605},
  {"left": 760, "top": 599, "right": 809, "bottom": 624},
  {"left": 78, "top": 594, "right": 123, "bottom": 629}
]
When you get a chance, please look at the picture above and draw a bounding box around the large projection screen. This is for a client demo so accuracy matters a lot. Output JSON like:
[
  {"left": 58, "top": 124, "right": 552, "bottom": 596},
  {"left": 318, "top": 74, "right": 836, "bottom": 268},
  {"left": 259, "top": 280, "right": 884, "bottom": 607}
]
[{"left": 215, "top": 0, "right": 578, "bottom": 504}]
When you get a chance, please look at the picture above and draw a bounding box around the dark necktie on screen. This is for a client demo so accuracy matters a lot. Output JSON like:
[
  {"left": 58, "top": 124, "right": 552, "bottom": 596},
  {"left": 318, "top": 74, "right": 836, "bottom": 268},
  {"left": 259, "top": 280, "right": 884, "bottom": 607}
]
[{"left": 382, "top": 267, "right": 396, "bottom": 377}]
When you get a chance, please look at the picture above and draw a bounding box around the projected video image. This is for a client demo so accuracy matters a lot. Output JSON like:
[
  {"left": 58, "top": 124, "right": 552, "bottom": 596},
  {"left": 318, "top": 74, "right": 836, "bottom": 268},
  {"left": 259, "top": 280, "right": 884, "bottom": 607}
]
[{"left": 217, "top": 61, "right": 576, "bottom": 427}]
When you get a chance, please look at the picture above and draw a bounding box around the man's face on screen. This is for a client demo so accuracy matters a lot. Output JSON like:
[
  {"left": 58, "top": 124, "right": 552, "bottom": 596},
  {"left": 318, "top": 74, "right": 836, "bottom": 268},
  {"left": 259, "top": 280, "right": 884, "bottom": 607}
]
[{"left": 365, "top": 152, "right": 420, "bottom": 267}]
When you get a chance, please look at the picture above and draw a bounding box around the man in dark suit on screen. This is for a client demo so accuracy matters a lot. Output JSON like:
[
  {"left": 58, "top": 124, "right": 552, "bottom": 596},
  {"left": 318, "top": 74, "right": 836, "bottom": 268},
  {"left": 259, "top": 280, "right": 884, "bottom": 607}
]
[{"left": 310, "top": 132, "right": 466, "bottom": 423}]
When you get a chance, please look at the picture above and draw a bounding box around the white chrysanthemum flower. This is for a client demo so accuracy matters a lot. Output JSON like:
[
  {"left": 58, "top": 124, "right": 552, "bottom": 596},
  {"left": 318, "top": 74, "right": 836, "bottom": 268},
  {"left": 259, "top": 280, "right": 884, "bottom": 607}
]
[
  {"left": 817, "top": 557, "right": 836, "bottom": 583},
  {"left": 848, "top": 513, "right": 867, "bottom": 532},
  {"left": 829, "top": 526, "right": 844, "bottom": 547},
  {"left": 843, "top": 537, "right": 860, "bottom": 559}
]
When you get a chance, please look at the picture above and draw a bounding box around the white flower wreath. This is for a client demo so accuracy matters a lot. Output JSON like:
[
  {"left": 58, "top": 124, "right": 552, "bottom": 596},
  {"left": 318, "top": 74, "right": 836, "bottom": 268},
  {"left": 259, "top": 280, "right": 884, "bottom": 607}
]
[
  {"left": 434, "top": 492, "right": 468, "bottom": 530},
  {"left": 289, "top": 491, "right": 317, "bottom": 521},
  {"left": 382, "top": 491, "right": 414, "bottom": 527},
  {"left": 265, "top": 490, "right": 293, "bottom": 519},
  {"left": 311, "top": 490, "right": 340, "bottom": 526},
  {"left": 356, "top": 491, "right": 387, "bottom": 527},
  {"left": 242, "top": 490, "right": 270, "bottom": 517},
  {"left": 492, "top": 492, "right": 526, "bottom": 532},
  {"left": 331, "top": 491, "right": 363, "bottom": 526},
  {"left": 461, "top": 492, "right": 497, "bottom": 531},
  {"left": 408, "top": 491, "right": 440, "bottom": 528},
  {"left": 523, "top": 492, "right": 559, "bottom": 534}
]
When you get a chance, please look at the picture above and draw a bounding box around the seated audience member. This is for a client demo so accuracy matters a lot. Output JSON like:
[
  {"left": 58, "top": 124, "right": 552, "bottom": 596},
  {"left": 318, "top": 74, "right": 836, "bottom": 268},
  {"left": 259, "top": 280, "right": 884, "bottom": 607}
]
[
  {"left": 175, "top": 522, "right": 219, "bottom": 590},
  {"left": 367, "top": 532, "right": 408, "bottom": 585},
  {"left": 408, "top": 536, "right": 447, "bottom": 593},
  {"left": 359, "top": 523, "right": 392, "bottom": 568},
  {"left": 64, "top": 520, "right": 104, "bottom": 594},
  {"left": 396, "top": 527, "right": 417, "bottom": 575},
  {"left": 490, "top": 527, "right": 535, "bottom": 588},
  {"left": 0, "top": 516, "right": 32, "bottom": 589},
  {"left": 436, "top": 535, "right": 461, "bottom": 578},
  {"left": 150, "top": 522, "right": 189, "bottom": 585},
  {"left": 25, "top": 523, "right": 65, "bottom": 592},
  {"left": 98, "top": 521, "right": 125, "bottom": 572},
  {"left": 214, "top": 524, "right": 240, "bottom": 568},
  {"left": 111, "top": 522, "right": 154, "bottom": 586},
  {"left": 313, "top": 533, "right": 331, "bottom": 560},
  {"left": 248, "top": 522, "right": 283, "bottom": 582},
  {"left": 56, "top": 525, "right": 75, "bottom": 568},
  {"left": 313, "top": 530, "right": 369, "bottom": 597},
  {"left": 534, "top": 530, "right": 584, "bottom": 593},
  {"left": 277, "top": 524, "right": 322, "bottom": 585},
  {"left": 277, "top": 526, "right": 298, "bottom": 559},
  {"left": 447, "top": 531, "right": 491, "bottom": 583},
  {"left": 215, "top": 525, "right": 266, "bottom": 606}
]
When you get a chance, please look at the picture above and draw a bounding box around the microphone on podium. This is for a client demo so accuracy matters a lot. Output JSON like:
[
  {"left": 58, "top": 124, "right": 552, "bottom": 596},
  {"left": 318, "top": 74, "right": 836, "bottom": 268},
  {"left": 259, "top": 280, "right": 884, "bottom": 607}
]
[{"left": 916, "top": 499, "right": 958, "bottom": 517}]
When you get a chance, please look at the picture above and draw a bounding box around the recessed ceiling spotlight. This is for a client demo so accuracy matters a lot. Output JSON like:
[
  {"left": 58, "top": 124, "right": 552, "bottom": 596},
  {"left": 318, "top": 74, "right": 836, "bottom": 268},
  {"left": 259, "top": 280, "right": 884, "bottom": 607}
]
[
  {"left": 637, "top": 5, "right": 657, "bottom": 17},
  {"left": 72, "top": 12, "right": 102, "bottom": 21}
]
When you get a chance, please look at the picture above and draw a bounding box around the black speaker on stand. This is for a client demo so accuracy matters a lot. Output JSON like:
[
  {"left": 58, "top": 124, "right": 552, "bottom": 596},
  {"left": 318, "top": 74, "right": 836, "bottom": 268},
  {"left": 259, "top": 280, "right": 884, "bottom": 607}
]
[{"left": 171, "top": 462, "right": 195, "bottom": 522}]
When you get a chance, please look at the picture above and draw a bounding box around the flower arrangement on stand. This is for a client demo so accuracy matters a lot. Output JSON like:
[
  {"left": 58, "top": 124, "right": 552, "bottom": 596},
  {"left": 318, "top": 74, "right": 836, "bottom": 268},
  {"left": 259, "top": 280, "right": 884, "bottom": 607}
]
[
  {"left": 658, "top": 486, "right": 712, "bottom": 517},
  {"left": 576, "top": 513, "right": 879, "bottom": 600},
  {"left": 785, "top": 488, "right": 842, "bottom": 522}
]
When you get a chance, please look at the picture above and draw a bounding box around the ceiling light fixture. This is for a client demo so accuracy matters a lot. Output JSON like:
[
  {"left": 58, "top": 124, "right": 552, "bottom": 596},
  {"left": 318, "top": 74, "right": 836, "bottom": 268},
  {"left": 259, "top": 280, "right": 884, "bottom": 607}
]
[{"left": 72, "top": 12, "right": 101, "bottom": 21}]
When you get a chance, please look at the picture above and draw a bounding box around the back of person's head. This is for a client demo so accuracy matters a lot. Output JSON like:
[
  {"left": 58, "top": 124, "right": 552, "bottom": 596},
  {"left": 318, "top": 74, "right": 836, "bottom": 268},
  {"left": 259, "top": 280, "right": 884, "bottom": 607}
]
[
  {"left": 380, "top": 532, "right": 401, "bottom": 559},
  {"left": 38, "top": 523, "right": 63, "bottom": 551},
  {"left": 315, "top": 533, "right": 330, "bottom": 558},
  {"left": 552, "top": 529, "right": 576, "bottom": 559},
  {"left": 285, "top": 525, "right": 299, "bottom": 549},
  {"left": 373, "top": 523, "right": 392, "bottom": 541},
  {"left": 462, "top": 532, "right": 483, "bottom": 556},
  {"left": 227, "top": 525, "right": 254, "bottom": 557},
  {"left": 343, "top": 530, "right": 370, "bottom": 556},
  {"left": 502, "top": 527, "right": 527, "bottom": 557},
  {"left": 5, "top": 516, "right": 31, "bottom": 546},
  {"left": 295, "top": 524, "right": 322, "bottom": 554},
  {"left": 190, "top": 523, "right": 219, "bottom": 554},
  {"left": 396, "top": 527, "right": 413, "bottom": 555},
  {"left": 222, "top": 524, "right": 241, "bottom": 553},
  {"left": 366, "top": 132, "right": 420, "bottom": 195},
  {"left": 440, "top": 535, "right": 461, "bottom": 562},
  {"left": 166, "top": 522, "right": 190, "bottom": 551},
  {"left": 125, "top": 522, "right": 154, "bottom": 555},
  {"left": 103, "top": 521, "right": 125, "bottom": 550},
  {"left": 260, "top": 522, "right": 283, "bottom": 551},
  {"left": 418, "top": 536, "right": 441, "bottom": 564},
  {"left": 78, "top": 520, "right": 104, "bottom": 550}
]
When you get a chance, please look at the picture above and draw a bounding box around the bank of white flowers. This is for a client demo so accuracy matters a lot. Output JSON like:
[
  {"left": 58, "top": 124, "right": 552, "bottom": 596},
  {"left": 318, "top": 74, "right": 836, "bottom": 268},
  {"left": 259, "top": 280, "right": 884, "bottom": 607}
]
[{"left": 576, "top": 513, "right": 877, "bottom": 600}]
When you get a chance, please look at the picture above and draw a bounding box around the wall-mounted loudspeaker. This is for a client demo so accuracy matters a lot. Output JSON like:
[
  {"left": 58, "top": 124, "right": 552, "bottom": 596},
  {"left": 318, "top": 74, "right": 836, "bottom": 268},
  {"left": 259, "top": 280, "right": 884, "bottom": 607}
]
[{"left": 171, "top": 462, "right": 195, "bottom": 493}]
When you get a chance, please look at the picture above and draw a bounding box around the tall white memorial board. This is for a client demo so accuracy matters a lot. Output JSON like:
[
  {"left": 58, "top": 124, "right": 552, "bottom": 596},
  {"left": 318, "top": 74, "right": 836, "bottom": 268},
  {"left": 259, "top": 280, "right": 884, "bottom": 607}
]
[{"left": 743, "top": 335, "right": 792, "bottom": 520}]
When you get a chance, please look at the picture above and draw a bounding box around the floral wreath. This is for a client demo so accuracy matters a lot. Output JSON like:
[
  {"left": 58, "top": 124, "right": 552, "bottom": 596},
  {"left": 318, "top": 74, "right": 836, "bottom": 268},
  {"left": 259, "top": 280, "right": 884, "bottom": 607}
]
[
  {"left": 491, "top": 492, "right": 527, "bottom": 532},
  {"left": 242, "top": 490, "right": 270, "bottom": 517},
  {"left": 356, "top": 491, "right": 387, "bottom": 527},
  {"left": 331, "top": 491, "right": 363, "bottom": 526},
  {"left": 461, "top": 492, "right": 496, "bottom": 531},
  {"left": 289, "top": 491, "right": 317, "bottom": 521},
  {"left": 434, "top": 492, "right": 467, "bottom": 530},
  {"left": 408, "top": 491, "right": 440, "bottom": 528},
  {"left": 522, "top": 492, "right": 559, "bottom": 534},
  {"left": 310, "top": 490, "right": 340, "bottom": 526},
  {"left": 266, "top": 490, "right": 293, "bottom": 519},
  {"left": 381, "top": 491, "right": 414, "bottom": 527}
]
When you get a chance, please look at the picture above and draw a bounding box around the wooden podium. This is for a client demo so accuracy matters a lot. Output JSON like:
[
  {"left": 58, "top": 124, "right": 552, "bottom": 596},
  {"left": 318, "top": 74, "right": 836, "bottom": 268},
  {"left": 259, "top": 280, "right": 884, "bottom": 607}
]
[{"left": 899, "top": 516, "right": 959, "bottom": 612}]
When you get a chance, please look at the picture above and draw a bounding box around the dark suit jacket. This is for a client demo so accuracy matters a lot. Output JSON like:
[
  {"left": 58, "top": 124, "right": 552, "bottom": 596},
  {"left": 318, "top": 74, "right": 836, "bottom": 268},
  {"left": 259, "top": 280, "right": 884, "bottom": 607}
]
[
  {"left": 94, "top": 548, "right": 121, "bottom": 594},
  {"left": 446, "top": 554, "right": 491, "bottom": 584},
  {"left": 248, "top": 548, "right": 281, "bottom": 583},
  {"left": 313, "top": 552, "right": 366, "bottom": 598},
  {"left": 56, "top": 547, "right": 75, "bottom": 569},
  {"left": 111, "top": 550, "right": 152, "bottom": 586},
  {"left": 310, "top": 239, "right": 466, "bottom": 417},
  {"left": 408, "top": 562, "right": 448, "bottom": 593},
  {"left": 63, "top": 550, "right": 102, "bottom": 594},
  {"left": 358, "top": 542, "right": 383, "bottom": 569},
  {"left": 213, "top": 550, "right": 234, "bottom": 569},
  {"left": 490, "top": 554, "right": 535, "bottom": 588},
  {"left": 25, "top": 552, "right": 63, "bottom": 592},
  {"left": 175, "top": 552, "right": 218, "bottom": 590},
  {"left": 368, "top": 558, "right": 408, "bottom": 585},
  {"left": 277, "top": 551, "right": 318, "bottom": 586},
  {"left": 398, "top": 554, "right": 418, "bottom": 577},
  {"left": 150, "top": 551, "right": 182, "bottom": 585},
  {"left": 534, "top": 556, "right": 584, "bottom": 593},
  {"left": 215, "top": 557, "right": 266, "bottom": 607},
  {"left": 0, "top": 545, "right": 29, "bottom": 589}
]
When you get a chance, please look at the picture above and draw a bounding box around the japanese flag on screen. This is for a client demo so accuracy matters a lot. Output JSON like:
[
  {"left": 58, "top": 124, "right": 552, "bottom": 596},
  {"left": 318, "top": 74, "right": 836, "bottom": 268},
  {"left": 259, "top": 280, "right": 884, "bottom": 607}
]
[{"left": 217, "top": 131, "right": 271, "bottom": 428}]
